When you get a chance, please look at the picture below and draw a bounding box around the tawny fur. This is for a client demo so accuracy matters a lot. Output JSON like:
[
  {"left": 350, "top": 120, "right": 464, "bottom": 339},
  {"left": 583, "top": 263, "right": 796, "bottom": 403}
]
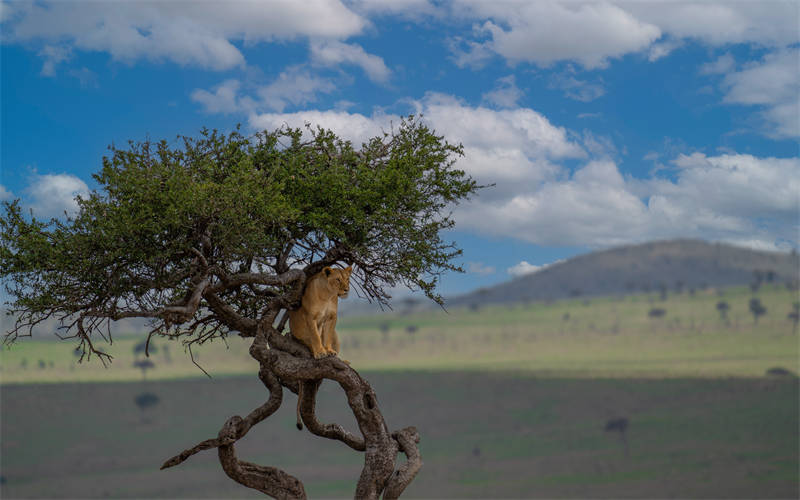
[{"left": 290, "top": 265, "right": 352, "bottom": 430}]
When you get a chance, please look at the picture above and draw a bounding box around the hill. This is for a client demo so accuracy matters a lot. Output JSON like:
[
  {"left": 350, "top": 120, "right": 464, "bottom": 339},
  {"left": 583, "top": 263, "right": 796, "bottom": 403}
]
[{"left": 452, "top": 239, "right": 799, "bottom": 307}]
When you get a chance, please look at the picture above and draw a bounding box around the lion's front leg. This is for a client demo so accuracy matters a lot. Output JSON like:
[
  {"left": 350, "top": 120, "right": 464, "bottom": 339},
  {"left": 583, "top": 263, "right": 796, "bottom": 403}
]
[{"left": 321, "top": 315, "right": 339, "bottom": 356}]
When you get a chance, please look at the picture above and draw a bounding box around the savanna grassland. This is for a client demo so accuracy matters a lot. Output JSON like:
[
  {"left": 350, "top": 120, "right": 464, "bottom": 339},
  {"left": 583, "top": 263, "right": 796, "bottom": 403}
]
[
  {"left": 1, "top": 285, "right": 798, "bottom": 498},
  {"left": 2, "top": 285, "right": 796, "bottom": 382}
]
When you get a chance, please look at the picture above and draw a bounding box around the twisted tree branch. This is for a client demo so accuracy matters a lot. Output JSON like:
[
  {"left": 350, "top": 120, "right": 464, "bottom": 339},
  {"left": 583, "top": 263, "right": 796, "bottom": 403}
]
[{"left": 162, "top": 325, "right": 422, "bottom": 499}]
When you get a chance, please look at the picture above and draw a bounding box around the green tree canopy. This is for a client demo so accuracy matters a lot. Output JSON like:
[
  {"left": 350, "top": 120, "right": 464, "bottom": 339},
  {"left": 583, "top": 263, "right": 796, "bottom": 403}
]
[{"left": 1, "top": 117, "right": 478, "bottom": 362}]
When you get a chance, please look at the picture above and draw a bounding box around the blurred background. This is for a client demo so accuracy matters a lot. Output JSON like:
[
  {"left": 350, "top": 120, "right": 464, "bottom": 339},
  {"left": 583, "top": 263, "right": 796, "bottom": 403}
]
[{"left": 2, "top": 239, "right": 798, "bottom": 498}]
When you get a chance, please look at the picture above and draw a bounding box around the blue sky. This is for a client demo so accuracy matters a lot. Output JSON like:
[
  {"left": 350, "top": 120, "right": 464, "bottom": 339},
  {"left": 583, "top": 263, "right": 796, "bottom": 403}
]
[{"left": 1, "top": 0, "right": 798, "bottom": 298}]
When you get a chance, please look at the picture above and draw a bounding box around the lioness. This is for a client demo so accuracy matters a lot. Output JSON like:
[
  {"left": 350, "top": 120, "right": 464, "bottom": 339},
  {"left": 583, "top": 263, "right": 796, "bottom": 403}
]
[
  {"left": 290, "top": 265, "right": 352, "bottom": 430},
  {"left": 289, "top": 265, "right": 352, "bottom": 359}
]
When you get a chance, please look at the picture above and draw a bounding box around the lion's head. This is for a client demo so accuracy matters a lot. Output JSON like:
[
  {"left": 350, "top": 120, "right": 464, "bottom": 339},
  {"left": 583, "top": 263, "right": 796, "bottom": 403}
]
[{"left": 323, "top": 266, "right": 352, "bottom": 298}]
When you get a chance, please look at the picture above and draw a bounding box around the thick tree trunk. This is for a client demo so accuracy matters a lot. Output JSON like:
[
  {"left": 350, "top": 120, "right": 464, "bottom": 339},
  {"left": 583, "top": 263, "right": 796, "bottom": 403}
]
[{"left": 161, "top": 325, "right": 422, "bottom": 499}]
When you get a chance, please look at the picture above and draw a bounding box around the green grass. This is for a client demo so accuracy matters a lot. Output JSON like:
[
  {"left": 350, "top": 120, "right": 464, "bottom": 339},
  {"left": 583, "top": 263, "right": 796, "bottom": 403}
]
[
  {"left": 2, "top": 285, "right": 798, "bottom": 383},
  {"left": 1, "top": 373, "right": 797, "bottom": 498}
]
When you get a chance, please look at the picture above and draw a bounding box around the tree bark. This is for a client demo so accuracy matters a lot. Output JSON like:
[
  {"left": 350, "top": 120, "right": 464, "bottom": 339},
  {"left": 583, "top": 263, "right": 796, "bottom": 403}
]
[{"left": 161, "top": 324, "right": 422, "bottom": 499}]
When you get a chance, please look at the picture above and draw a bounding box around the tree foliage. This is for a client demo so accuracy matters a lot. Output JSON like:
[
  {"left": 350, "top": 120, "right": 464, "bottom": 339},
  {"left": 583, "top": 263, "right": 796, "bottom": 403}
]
[{"left": 1, "top": 117, "right": 478, "bottom": 362}]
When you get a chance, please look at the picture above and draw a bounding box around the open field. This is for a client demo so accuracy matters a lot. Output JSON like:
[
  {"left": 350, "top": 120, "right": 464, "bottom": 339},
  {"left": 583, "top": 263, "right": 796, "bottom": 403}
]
[
  {"left": 1, "top": 285, "right": 797, "bottom": 383},
  {"left": 1, "top": 373, "right": 797, "bottom": 498},
  {"left": 1, "top": 286, "right": 797, "bottom": 498}
]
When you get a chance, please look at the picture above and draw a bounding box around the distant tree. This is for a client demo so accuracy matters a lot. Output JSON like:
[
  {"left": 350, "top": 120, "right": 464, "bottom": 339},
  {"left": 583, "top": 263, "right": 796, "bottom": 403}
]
[
  {"left": 648, "top": 308, "right": 667, "bottom": 319},
  {"left": 379, "top": 322, "right": 391, "bottom": 343},
  {"left": 716, "top": 301, "right": 730, "bottom": 321},
  {"left": 133, "top": 340, "right": 157, "bottom": 356},
  {"left": 765, "top": 367, "right": 795, "bottom": 377},
  {"left": 657, "top": 282, "right": 668, "bottom": 301},
  {"left": 37, "top": 359, "right": 46, "bottom": 370},
  {"left": 788, "top": 302, "right": 799, "bottom": 333},
  {"left": 133, "top": 358, "right": 155, "bottom": 379},
  {"left": 406, "top": 325, "right": 419, "bottom": 336},
  {"left": 604, "top": 417, "right": 629, "bottom": 456},
  {"left": 0, "top": 119, "right": 478, "bottom": 498},
  {"left": 134, "top": 392, "right": 160, "bottom": 411},
  {"left": 749, "top": 298, "right": 767, "bottom": 325},
  {"left": 562, "top": 312, "right": 570, "bottom": 322}
]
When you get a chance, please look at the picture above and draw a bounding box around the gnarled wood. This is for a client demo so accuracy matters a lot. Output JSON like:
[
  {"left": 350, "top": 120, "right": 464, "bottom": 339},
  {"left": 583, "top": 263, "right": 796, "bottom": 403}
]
[{"left": 162, "top": 324, "right": 422, "bottom": 499}]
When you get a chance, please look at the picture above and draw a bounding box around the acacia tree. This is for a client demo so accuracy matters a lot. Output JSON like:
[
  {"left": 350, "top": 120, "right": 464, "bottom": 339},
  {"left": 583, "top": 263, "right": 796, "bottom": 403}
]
[{"left": 0, "top": 118, "right": 478, "bottom": 499}]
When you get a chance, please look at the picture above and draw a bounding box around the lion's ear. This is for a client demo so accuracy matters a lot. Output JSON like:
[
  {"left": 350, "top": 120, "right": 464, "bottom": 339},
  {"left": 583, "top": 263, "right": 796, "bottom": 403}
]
[
  {"left": 324, "top": 267, "right": 332, "bottom": 277},
  {"left": 345, "top": 266, "right": 352, "bottom": 275}
]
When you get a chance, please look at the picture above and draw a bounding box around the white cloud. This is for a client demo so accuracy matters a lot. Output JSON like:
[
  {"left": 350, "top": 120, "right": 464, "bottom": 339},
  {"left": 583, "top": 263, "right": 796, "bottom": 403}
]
[
  {"left": 250, "top": 93, "right": 585, "bottom": 198},
  {"left": 25, "top": 173, "right": 89, "bottom": 218},
  {"left": 193, "top": 68, "right": 336, "bottom": 115},
  {"left": 38, "top": 44, "right": 70, "bottom": 76},
  {"left": 310, "top": 40, "right": 391, "bottom": 83},
  {"left": 0, "top": 185, "right": 13, "bottom": 201},
  {"left": 249, "top": 109, "right": 397, "bottom": 147},
  {"left": 481, "top": 75, "right": 523, "bottom": 109},
  {"left": 258, "top": 67, "right": 337, "bottom": 112},
  {"left": 453, "top": 1, "right": 661, "bottom": 69},
  {"left": 457, "top": 153, "right": 800, "bottom": 248},
  {"left": 451, "top": 1, "right": 798, "bottom": 69},
  {"left": 468, "top": 262, "right": 496, "bottom": 276},
  {"left": 622, "top": 1, "right": 799, "bottom": 48},
  {"left": 721, "top": 48, "right": 799, "bottom": 138},
  {"left": 647, "top": 38, "right": 682, "bottom": 62},
  {"left": 507, "top": 259, "right": 565, "bottom": 278},
  {"left": 192, "top": 79, "right": 244, "bottom": 114},
  {"left": 507, "top": 261, "right": 540, "bottom": 277},
  {"left": 349, "top": 0, "right": 441, "bottom": 18},
  {"left": 699, "top": 53, "right": 735, "bottom": 75},
  {"left": 549, "top": 71, "right": 605, "bottom": 102},
  {"left": 5, "top": 1, "right": 366, "bottom": 71},
  {"left": 249, "top": 96, "right": 796, "bottom": 249},
  {"left": 448, "top": 34, "right": 495, "bottom": 70}
]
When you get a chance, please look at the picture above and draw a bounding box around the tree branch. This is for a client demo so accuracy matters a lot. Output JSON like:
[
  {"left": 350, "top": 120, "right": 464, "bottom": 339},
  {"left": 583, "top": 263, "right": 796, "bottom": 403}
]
[
  {"left": 297, "top": 379, "right": 366, "bottom": 452},
  {"left": 383, "top": 427, "right": 423, "bottom": 500}
]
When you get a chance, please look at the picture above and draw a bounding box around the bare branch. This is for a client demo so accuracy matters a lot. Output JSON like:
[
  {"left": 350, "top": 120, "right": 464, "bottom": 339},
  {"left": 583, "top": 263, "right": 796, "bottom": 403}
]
[
  {"left": 297, "top": 379, "right": 366, "bottom": 452},
  {"left": 383, "top": 427, "right": 423, "bottom": 500}
]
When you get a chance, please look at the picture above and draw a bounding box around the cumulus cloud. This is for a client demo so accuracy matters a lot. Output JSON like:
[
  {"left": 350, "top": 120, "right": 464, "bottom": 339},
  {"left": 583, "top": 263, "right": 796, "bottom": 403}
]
[
  {"left": 451, "top": 1, "right": 798, "bottom": 69},
  {"left": 310, "top": 40, "right": 391, "bottom": 83},
  {"left": 699, "top": 53, "right": 735, "bottom": 75},
  {"left": 507, "top": 261, "right": 540, "bottom": 277},
  {"left": 622, "top": 1, "right": 799, "bottom": 48},
  {"left": 481, "top": 75, "right": 524, "bottom": 108},
  {"left": 452, "top": 1, "right": 661, "bottom": 69},
  {"left": 549, "top": 71, "right": 605, "bottom": 102},
  {"left": 192, "top": 79, "right": 244, "bottom": 114},
  {"left": 250, "top": 93, "right": 585, "bottom": 200},
  {"left": 193, "top": 68, "right": 336, "bottom": 115},
  {"left": 457, "top": 153, "right": 799, "bottom": 249},
  {"left": 248, "top": 95, "right": 796, "bottom": 249},
  {"left": 720, "top": 48, "right": 799, "bottom": 138},
  {"left": 468, "top": 262, "right": 496, "bottom": 276},
  {"left": 257, "top": 66, "right": 336, "bottom": 112},
  {"left": 507, "top": 259, "right": 565, "bottom": 277},
  {"left": 4, "top": 1, "right": 366, "bottom": 71},
  {"left": 0, "top": 185, "right": 13, "bottom": 201},
  {"left": 38, "top": 44, "right": 71, "bottom": 76},
  {"left": 25, "top": 173, "right": 89, "bottom": 218}
]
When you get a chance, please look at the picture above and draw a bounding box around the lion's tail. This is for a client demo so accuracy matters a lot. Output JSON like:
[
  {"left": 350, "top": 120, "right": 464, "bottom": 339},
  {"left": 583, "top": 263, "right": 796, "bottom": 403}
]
[{"left": 296, "top": 383, "right": 303, "bottom": 431}]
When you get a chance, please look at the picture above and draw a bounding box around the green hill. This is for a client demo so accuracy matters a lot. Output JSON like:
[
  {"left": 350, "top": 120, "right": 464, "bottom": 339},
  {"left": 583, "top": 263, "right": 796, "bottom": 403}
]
[{"left": 452, "top": 239, "right": 799, "bottom": 307}]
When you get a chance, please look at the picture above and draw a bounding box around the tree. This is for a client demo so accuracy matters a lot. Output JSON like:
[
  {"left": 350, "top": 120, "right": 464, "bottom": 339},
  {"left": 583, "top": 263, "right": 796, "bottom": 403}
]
[
  {"left": 716, "top": 301, "right": 730, "bottom": 321},
  {"left": 749, "top": 298, "right": 767, "bottom": 325},
  {"left": 0, "top": 118, "right": 479, "bottom": 498}
]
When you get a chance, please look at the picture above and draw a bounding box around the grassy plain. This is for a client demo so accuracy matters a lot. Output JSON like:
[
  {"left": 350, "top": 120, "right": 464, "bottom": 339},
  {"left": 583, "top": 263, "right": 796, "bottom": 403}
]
[
  {"left": 1, "top": 285, "right": 798, "bottom": 383},
  {"left": 1, "top": 285, "right": 798, "bottom": 498},
  {"left": 1, "top": 373, "right": 797, "bottom": 498}
]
